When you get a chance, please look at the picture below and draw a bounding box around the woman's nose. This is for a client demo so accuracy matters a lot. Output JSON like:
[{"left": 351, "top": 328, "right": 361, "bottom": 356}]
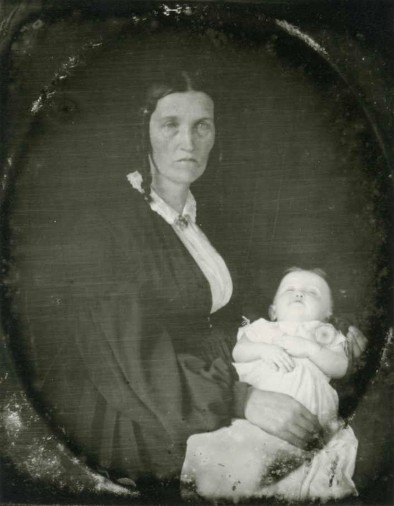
[{"left": 178, "top": 127, "right": 194, "bottom": 151}]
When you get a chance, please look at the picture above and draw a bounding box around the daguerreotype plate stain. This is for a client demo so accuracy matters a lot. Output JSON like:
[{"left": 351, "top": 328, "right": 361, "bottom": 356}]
[{"left": 0, "top": 1, "right": 392, "bottom": 504}]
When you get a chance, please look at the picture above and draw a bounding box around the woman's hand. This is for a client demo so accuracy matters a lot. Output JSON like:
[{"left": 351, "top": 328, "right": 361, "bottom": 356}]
[
  {"left": 244, "top": 388, "right": 323, "bottom": 450},
  {"left": 346, "top": 326, "right": 368, "bottom": 371},
  {"left": 260, "top": 343, "right": 295, "bottom": 372},
  {"left": 329, "top": 317, "right": 368, "bottom": 374},
  {"left": 275, "top": 335, "right": 313, "bottom": 358}
]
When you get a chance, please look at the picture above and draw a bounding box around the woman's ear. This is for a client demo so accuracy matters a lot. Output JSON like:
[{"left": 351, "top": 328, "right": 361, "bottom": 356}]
[{"left": 268, "top": 305, "right": 277, "bottom": 321}]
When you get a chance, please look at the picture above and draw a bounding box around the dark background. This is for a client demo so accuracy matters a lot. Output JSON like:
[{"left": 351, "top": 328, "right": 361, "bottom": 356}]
[{"left": 0, "top": 1, "right": 393, "bottom": 504}]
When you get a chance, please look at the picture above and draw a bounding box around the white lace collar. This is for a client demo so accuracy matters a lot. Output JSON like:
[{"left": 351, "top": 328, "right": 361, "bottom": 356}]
[{"left": 126, "top": 171, "right": 197, "bottom": 225}]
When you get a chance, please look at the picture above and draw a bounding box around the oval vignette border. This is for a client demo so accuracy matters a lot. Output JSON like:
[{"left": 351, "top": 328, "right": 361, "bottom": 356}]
[{"left": 0, "top": 1, "right": 392, "bottom": 504}]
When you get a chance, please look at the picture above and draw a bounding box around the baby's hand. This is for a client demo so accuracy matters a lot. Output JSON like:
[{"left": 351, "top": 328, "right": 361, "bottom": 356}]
[
  {"left": 260, "top": 344, "right": 295, "bottom": 373},
  {"left": 275, "top": 335, "right": 314, "bottom": 358}
]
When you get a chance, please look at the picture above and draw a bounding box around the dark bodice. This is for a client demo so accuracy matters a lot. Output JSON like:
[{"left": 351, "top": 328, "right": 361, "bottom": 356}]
[{"left": 12, "top": 184, "right": 240, "bottom": 479}]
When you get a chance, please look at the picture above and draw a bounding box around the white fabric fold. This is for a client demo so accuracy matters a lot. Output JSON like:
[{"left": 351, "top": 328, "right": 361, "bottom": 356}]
[{"left": 126, "top": 171, "right": 233, "bottom": 313}]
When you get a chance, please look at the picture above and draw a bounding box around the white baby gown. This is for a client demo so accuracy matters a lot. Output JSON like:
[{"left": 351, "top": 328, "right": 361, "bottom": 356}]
[{"left": 181, "top": 319, "right": 358, "bottom": 503}]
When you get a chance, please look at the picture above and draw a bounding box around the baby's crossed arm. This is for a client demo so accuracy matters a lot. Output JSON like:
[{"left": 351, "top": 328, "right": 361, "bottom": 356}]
[
  {"left": 233, "top": 333, "right": 295, "bottom": 373},
  {"left": 234, "top": 331, "right": 348, "bottom": 379},
  {"left": 275, "top": 335, "right": 348, "bottom": 379}
]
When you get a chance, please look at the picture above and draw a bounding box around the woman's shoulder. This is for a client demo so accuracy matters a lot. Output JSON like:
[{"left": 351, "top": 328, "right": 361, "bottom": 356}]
[
  {"left": 102, "top": 175, "right": 151, "bottom": 220},
  {"left": 61, "top": 180, "right": 152, "bottom": 262},
  {"left": 77, "top": 179, "right": 153, "bottom": 237}
]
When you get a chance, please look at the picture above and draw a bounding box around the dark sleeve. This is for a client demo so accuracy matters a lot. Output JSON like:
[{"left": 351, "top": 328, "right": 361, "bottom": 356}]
[
  {"left": 198, "top": 326, "right": 236, "bottom": 366},
  {"left": 57, "top": 212, "right": 240, "bottom": 474},
  {"left": 198, "top": 299, "right": 250, "bottom": 419}
]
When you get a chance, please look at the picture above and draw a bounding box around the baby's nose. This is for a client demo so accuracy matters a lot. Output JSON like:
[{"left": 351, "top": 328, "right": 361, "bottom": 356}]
[{"left": 294, "top": 291, "right": 304, "bottom": 299}]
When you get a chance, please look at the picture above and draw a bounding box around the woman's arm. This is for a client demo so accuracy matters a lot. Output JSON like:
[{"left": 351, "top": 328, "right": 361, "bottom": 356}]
[
  {"left": 275, "top": 335, "right": 348, "bottom": 379},
  {"left": 244, "top": 388, "right": 323, "bottom": 450},
  {"left": 328, "top": 316, "right": 367, "bottom": 375},
  {"left": 24, "top": 206, "right": 243, "bottom": 477}
]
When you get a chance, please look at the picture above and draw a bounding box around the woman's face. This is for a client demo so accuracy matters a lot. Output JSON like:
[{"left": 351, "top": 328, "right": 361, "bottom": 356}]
[{"left": 149, "top": 91, "right": 215, "bottom": 187}]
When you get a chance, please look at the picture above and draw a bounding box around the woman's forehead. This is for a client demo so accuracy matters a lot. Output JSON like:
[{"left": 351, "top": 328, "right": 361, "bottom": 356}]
[{"left": 153, "top": 91, "right": 214, "bottom": 118}]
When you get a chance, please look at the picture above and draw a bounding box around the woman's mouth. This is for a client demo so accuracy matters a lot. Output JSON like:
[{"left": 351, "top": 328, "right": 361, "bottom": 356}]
[{"left": 176, "top": 158, "right": 198, "bottom": 164}]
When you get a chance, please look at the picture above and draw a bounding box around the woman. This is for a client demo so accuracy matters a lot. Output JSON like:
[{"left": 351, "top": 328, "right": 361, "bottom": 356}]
[{"left": 12, "top": 69, "right": 366, "bottom": 494}]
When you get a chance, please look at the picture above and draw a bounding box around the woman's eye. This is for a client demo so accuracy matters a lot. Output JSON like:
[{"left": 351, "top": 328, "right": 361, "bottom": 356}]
[
  {"left": 160, "top": 121, "right": 179, "bottom": 137},
  {"left": 195, "top": 121, "right": 212, "bottom": 135},
  {"left": 164, "top": 122, "right": 177, "bottom": 129}
]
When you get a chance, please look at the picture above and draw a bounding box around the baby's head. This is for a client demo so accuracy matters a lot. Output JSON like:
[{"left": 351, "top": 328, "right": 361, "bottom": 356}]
[{"left": 269, "top": 267, "right": 333, "bottom": 323}]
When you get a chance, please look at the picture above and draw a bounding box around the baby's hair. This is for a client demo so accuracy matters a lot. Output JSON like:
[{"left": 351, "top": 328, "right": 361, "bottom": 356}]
[
  {"left": 283, "top": 266, "right": 329, "bottom": 281},
  {"left": 280, "top": 266, "right": 334, "bottom": 312}
]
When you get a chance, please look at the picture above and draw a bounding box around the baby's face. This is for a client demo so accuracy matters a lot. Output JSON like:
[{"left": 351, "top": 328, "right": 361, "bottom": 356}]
[{"left": 271, "top": 271, "right": 332, "bottom": 322}]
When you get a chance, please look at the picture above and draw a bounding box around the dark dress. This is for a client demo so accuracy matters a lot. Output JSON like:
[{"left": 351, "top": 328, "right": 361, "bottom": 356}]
[{"left": 11, "top": 180, "right": 245, "bottom": 481}]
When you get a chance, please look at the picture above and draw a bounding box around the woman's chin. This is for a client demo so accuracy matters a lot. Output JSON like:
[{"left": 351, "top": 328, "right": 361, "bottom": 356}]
[{"left": 172, "top": 172, "right": 205, "bottom": 186}]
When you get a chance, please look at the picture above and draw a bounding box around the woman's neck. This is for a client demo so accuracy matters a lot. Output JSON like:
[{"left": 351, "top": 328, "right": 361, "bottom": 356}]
[{"left": 151, "top": 175, "right": 189, "bottom": 214}]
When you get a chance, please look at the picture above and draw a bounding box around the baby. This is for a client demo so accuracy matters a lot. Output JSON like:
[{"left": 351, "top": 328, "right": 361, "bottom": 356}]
[{"left": 182, "top": 268, "right": 358, "bottom": 502}]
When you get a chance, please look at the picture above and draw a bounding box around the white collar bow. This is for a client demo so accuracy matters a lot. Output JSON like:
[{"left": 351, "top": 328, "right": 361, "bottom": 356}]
[{"left": 126, "top": 171, "right": 197, "bottom": 226}]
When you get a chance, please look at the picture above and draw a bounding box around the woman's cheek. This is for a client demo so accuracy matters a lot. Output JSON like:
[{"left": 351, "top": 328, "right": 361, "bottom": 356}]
[{"left": 202, "top": 135, "right": 215, "bottom": 158}]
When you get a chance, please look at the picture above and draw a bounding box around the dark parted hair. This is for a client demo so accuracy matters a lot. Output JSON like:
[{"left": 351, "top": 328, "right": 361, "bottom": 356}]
[{"left": 137, "top": 69, "right": 220, "bottom": 200}]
